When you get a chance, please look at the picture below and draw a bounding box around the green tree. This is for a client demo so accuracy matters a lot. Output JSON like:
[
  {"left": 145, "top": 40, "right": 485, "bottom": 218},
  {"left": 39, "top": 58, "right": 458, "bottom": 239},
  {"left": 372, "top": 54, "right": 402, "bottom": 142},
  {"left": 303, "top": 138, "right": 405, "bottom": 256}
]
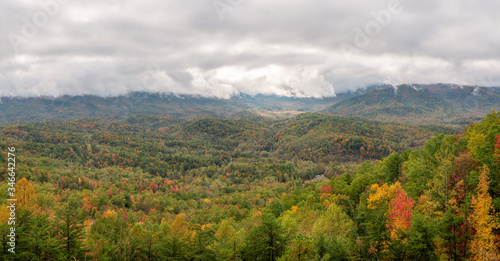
[
  {"left": 404, "top": 213, "right": 438, "bottom": 261},
  {"left": 242, "top": 214, "right": 289, "bottom": 261},
  {"left": 157, "top": 235, "right": 189, "bottom": 261},
  {"left": 57, "top": 202, "right": 87, "bottom": 260},
  {"left": 213, "top": 220, "right": 241, "bottom": 261},
  {"left": 382, "top": 152, "right": 403, "bottom": 183},
  {"left": 278, "top": 234, "right": 314, "bottom": 261},
  {"left": 311, "top": 204, "right": 354, "bottom": 242},
  {"left": 28, "top": 213, "right": 62, "bottom": 260}
]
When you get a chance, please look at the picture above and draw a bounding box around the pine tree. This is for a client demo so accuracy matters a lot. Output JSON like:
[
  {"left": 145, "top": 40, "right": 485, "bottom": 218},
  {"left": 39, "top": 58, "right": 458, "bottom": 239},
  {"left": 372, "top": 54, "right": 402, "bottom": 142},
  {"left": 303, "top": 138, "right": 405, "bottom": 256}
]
[
  {"left": 242, "top": 213, "right": 289, "bottom": 261},
  {"left": 57, "top": 202, "right": 87, "bottom": 260}
]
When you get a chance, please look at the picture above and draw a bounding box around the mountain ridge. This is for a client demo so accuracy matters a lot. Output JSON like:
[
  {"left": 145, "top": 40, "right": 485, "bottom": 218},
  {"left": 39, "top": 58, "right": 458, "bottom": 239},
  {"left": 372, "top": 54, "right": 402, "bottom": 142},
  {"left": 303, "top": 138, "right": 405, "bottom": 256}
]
[{"left": 1, "top": 84, "right": 499, "bottom": 124}]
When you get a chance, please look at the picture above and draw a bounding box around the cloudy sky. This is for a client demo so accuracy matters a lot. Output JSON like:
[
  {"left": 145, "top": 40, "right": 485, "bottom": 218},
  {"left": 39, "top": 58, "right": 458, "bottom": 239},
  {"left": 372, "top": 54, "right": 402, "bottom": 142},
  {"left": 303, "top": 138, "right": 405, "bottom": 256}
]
[{"left": 1, "top": 0, "right": 500, "bottom": 98}]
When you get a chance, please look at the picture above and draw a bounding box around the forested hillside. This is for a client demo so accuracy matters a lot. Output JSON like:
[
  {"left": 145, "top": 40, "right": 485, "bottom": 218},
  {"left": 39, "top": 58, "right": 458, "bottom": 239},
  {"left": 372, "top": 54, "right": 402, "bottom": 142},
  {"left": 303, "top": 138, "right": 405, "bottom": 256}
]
[
  {"left": 0, "top": 93, "right": 346, "bottom": 123},
  {"left": 0, "top": 112, "right": 498, "bottom": 260}
]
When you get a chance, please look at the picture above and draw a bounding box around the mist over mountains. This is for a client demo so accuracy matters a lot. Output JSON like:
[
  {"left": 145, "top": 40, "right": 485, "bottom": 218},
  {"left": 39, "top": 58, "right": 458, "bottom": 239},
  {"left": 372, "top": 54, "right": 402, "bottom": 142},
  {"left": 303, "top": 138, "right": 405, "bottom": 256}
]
[{"left": 1, "top": 83, "right": 498, "bottom": 124}]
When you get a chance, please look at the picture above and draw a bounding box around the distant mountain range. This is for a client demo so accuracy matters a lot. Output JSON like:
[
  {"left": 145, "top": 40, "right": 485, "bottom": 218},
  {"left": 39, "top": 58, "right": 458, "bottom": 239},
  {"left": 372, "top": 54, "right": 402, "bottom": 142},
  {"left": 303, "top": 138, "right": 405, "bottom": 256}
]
[
  {"left": 0, "top": 92, "right": 349, "bottom": 123},
  {"left": 324, "top": 84, "right": 500, "bottom": 124},
  {"left": 0, "top": 83, "right": 499, "bottom": 124}
]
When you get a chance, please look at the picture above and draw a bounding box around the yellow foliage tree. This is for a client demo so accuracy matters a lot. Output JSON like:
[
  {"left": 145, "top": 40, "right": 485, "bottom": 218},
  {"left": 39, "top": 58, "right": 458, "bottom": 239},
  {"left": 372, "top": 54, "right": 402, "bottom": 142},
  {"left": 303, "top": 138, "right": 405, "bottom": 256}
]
[
  {"left": 15, "top": 177, "right": 38, "bottom": 211},
  {"left": 213, "top": 220, "right": 239, "bottom": 260},
  {"left": 0, "top": 205, "right": 10, "bottom": 224},
  {"left": 172, "top": 213, "right": 190, "bottom": 239},
  {"left": 466, "top": 131, "right": 486, "bottom": 160},
  {"left": 368, "top": 182, "right": 402, "bottom": 212},
  {"left": 469, "top": 166, "right": 499, "bottom": 261}
]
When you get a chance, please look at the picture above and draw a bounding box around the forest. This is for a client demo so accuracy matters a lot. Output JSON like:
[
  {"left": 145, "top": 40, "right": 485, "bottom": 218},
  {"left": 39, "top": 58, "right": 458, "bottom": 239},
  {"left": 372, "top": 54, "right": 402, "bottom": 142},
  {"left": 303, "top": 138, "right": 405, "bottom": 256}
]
[{"left": 0, "top": 111, "right": 499, "bottom": 260}]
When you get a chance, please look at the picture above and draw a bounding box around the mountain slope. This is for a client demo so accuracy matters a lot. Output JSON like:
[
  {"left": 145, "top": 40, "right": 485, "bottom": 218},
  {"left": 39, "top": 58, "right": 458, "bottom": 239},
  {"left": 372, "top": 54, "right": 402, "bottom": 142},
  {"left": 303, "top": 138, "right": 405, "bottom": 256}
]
[
  {"left": 0, "top": 92, "right": 346, "bottom": 123},
  {"left": 324, "top": 84, "right": 457, "bottom": 122},
  {"left": 423, "top": 84, "right": 500, "bottom": 114}
]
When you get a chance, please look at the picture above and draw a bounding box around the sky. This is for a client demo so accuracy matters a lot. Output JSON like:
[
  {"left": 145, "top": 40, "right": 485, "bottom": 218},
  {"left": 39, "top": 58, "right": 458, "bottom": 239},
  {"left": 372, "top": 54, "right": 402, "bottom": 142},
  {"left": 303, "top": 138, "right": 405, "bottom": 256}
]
[{"left": 1, "top": 0, "right": 500, "bottom": 99}]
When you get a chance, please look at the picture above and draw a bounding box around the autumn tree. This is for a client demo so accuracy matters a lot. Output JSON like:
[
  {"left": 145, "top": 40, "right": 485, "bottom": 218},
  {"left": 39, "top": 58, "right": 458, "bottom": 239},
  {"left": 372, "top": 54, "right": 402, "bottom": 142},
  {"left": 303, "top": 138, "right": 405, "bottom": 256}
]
[
  {"left": 15, "top": 177, "right": 38, "bottom": 211},
  {"left": 469, "top": 166, "right": 499, "bottom": 261},
  {"left": 386, "top": 188, "right": 414, "bottom": 238},
  {"left": 171, "top": 213, "right": 191, "bottom": 240},
  {"left": 213, "top": 220, "right": 241, "bottom": 260},
  {"left": 367, "top": 182, "right": 402, "bottom": 213}
]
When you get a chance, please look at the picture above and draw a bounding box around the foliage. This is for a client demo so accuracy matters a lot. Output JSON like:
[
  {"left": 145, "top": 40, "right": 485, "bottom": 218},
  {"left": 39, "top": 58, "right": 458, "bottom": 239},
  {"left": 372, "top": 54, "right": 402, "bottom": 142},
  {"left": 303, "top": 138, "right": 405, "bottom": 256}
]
[
  {"left": 0, "top": 111, "right": 498, "bottom": 260},
  {"left": 469, "top": 166, "right": 499, "bottom": 260}
]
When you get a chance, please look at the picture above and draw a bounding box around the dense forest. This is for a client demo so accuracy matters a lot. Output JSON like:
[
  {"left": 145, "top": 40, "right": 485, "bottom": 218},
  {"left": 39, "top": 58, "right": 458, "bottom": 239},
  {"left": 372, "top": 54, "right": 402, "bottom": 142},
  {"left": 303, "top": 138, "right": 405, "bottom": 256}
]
[{"left": 0, "top": 111, "right": 498, "bottom": 260}]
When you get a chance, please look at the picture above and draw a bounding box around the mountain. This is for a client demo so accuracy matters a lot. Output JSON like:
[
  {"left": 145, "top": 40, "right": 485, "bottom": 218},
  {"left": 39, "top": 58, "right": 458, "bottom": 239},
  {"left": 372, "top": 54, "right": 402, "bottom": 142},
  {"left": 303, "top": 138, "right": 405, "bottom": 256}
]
[
  {"left": 0, "top": 92, "right": 348, "bottom": 123},
  {"left": 423, "top": 83, "right": 500, "bottom": 114},
  {"left": 323, "top": 84, "right": 455, "bottom": 122},
  {"left": 324, "top": 84, "right": 500, "bottom": 124},
  {"left": 1, "top": 84, "right": 498, "bottom": 124},
  {"left": 0, "top": 93, "right": 249, "bottom": 123}
]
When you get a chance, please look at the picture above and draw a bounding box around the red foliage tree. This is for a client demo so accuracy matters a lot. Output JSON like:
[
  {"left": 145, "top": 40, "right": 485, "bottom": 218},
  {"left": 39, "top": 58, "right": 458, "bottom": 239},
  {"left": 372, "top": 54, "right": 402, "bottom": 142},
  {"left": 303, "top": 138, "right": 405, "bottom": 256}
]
[
  {"left": 149, "top": 182, "right": 158, "bottom": 192},
  {"left": 494, "top": 133, "right": 500, "bottom": 161},
  {"left": 320, "top": 185, "right": 333, "bottom": 195},
  {"left": 386, "top": 188, "right": 414, "bottom": 238}
]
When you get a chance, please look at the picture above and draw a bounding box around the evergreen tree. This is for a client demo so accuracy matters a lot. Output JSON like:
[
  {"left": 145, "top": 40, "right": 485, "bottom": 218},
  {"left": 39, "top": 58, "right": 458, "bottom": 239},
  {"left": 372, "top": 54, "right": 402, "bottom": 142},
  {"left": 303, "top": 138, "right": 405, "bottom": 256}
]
[
  {"left": 57, "top": 202, "right": 87, "bottom": 260},
  {"left": 242, "top": 214, "right": 289, "bottom": 261}
]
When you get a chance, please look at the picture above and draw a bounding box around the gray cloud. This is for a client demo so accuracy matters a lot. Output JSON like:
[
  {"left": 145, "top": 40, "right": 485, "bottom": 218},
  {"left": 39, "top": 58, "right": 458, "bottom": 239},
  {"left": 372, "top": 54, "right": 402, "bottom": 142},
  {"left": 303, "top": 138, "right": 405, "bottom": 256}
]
[{"left": 0, "top": 0, "right": 499, "bottom": 98}]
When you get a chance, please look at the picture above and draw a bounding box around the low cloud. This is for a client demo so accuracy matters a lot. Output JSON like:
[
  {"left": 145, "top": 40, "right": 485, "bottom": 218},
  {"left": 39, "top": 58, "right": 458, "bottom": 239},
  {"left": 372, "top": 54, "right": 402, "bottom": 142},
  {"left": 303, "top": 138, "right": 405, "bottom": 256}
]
[{"left": 0, "top": 0, "right": 499, "bottom": 98}]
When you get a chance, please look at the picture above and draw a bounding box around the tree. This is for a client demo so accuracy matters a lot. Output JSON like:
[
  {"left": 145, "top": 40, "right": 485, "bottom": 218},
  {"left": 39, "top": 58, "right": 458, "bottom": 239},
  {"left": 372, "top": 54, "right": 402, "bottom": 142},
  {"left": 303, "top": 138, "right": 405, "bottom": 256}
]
[
  {"left": 404, "top": 213, "right": 438, "bottom": 261},
  {"left": 242, "top": 213, "right": 289, "bottom": 261},
  {"left": 213, "top": 220, "right": 241, "bottom": 261},
  {"left": 386, "top": 188, "right": 414, "bottom": 239},
  {"left": 125, "top": 223, "right": 148, "bottom": 261},
  {"left": 469, "top": 166, "right": 499, "bottom": 261},
  {"left": 191, "top": 223, "right": 217, "bottom": 261},
  {"left": 15, "top": 177, "right": 38, "bottom": 211},
  {"left": 494, "top": 133, "right": 500, "bottom": 161},
  {"left": 57, "top": 202, "right": 87, "bottom": 260},
  {"left": 88, "top": 209, "right": 128, "bottom": 260},
  {"left": 311, "top": 204, "right": 354, "bottom": 242},
  {"left": 382, "top": 152, "right": 403, "bottom": 183},
  {"left": 171, "top": 213, "right": 190, "bottom": 240},
  {"left": 157, "top": 235, "right": 189, "bottom": 261},
  {"left": 278, "top": 234, "right": 314, "bottom": 261},
  {"left": 367, "top": 182, "right": 402, "bottom": 213}
]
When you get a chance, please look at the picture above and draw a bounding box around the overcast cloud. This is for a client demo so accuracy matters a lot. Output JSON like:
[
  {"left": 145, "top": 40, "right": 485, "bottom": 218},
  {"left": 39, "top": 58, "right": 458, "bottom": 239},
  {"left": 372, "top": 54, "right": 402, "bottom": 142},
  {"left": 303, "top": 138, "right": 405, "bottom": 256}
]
[{"left": 1, "top": 0, "right": 500, "bottom": 98}]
